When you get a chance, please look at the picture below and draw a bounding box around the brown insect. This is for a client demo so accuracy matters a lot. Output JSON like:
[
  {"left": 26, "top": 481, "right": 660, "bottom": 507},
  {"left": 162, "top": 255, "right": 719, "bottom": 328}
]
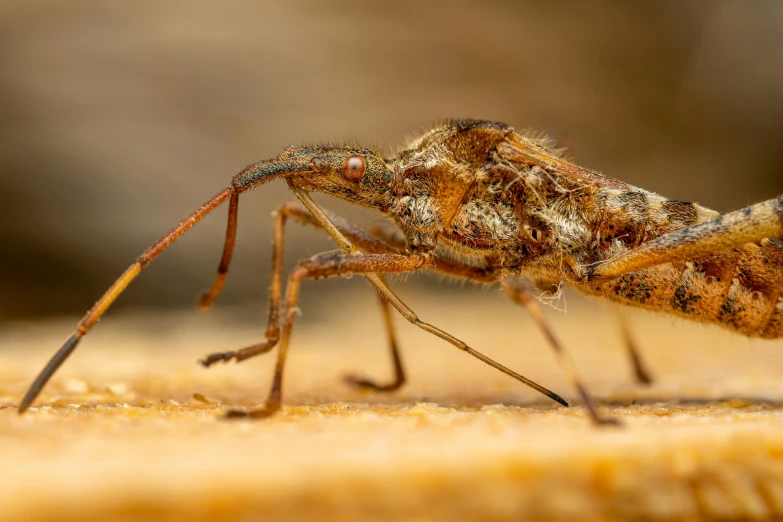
[{"left": 19, "top": 119, "right": 783, "bottom": 425}]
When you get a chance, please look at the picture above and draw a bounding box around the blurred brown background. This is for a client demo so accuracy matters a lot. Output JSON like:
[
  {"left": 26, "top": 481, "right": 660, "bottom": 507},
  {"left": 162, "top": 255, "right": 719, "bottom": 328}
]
[{"left": 1, "top": 1, "right": 782, "bottom": 321}]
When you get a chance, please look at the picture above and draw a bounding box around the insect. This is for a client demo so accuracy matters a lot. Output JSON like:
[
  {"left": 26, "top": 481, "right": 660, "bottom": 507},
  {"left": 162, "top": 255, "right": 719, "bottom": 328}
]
[{"left": 19, "top": 119, "right": 783, "bottom": 425}]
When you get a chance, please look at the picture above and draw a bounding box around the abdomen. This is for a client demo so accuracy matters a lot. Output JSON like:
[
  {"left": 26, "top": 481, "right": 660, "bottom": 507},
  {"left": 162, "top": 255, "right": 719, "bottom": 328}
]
[{"left": 579, "top": 241, "right": 783, "bottom": 338}]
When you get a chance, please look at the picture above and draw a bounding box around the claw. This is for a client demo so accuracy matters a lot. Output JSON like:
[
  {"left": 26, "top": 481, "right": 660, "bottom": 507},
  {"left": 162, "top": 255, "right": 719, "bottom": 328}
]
[
  {"left": 224, "top": 406, "right": 277, "bottom": 420},
  {"left": 344, "top": 373, "right": 404, "bottom": 392},
  {"left": 343, "top": 374, "right": 371, "bottom": 388},
  {"left": 594, "top": 415, "right": 623, "bottom": 427},
  {"left": 199, "top": 340, "right": 278, "bottom": 368},
  {"left": 198, "top": 352, "right": 238, "bottom": 368},
  {"left": 224, "top": 409, "right": 250, "bottom": 418}
]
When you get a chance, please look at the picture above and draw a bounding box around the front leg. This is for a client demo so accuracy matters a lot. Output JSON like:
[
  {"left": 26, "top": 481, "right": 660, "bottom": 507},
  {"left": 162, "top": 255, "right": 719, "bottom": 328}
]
[
  {"left": 199, "top": 198, "right": 497, "bottom": 393},
  {"left": 228, "top": 251, "right": 566, "bottom": 419},
  {"left": 198, "top": 199, "right": 404, "bottom": 369},
  {"left": 226, "top": 251, "right": 428, "bottom": 419}
]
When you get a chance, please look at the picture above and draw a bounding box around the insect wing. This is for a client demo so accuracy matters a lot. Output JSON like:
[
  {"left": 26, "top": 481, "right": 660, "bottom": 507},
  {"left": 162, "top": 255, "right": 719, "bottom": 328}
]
[{"left": 497, "top": 133, "right": 630, "bottom": 190}]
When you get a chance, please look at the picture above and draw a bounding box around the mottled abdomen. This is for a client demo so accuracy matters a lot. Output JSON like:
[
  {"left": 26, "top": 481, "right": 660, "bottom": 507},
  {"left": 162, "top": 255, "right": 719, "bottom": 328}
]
[{"left": 582, "top": 240, "right": 783, "bottom": 338}]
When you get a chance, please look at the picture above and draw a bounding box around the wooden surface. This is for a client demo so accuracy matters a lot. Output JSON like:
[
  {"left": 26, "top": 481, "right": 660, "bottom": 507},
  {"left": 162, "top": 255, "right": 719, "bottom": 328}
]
[{"left": 2, "top": 287, "right": 783, "bottom": 521}]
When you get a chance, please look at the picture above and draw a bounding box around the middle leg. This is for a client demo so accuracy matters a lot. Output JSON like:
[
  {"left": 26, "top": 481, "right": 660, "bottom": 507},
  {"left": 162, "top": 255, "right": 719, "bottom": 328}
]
[
  {"left": 344, "top": 294, "right": 406, "bottom": 392},
  {"left": 227, "top": 251, "right": 566, "bottom": 418},
  {"left": 198, "top": 200, "right": 405, "bottom": 369},
  {"left": 501, "top": 274, "right": 619, "bottom": 425},
  {"left": 200, "top": 199, "right": 494, "bottom": 393}
]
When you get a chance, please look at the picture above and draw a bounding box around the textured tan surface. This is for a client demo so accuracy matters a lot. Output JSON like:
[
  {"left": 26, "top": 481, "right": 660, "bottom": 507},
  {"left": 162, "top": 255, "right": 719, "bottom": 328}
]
[{"left": 2, "top": 288, "right": 783, "bottom": 521}]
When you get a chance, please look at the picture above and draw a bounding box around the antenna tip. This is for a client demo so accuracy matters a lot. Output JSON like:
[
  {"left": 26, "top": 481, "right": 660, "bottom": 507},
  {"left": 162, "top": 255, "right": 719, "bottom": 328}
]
[
  {"left": 18, "top": 393, "right": 34, "bottom": 414},
  {"left": 18, "top": 333, "right": 83, "bottom": 415}
]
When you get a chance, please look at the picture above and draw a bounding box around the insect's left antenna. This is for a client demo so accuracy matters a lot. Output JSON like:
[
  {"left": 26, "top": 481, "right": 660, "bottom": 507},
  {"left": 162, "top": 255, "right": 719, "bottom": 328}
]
[
  {"left": 19, "top": 155, "right": 317, "bottom": 413},
  {"left": 18, "top": 186, "right": 235, "bottom": 413}
]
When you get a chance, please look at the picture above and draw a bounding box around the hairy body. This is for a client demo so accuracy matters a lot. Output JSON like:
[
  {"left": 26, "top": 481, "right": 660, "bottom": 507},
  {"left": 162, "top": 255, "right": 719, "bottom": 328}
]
[
  {"left": 387, "top": 120, "right": 783, "bottom": 338},
  {"left": 19, "top": 118, "right": 783, "bottom": 423}
]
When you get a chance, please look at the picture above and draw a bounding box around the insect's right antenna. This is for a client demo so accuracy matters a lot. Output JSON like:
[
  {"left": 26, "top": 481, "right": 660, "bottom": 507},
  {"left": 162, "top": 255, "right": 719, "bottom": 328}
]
[
  {"left": 19, "top": 157, "right": 316, "bottom": 413},
  {"left": 197, "top": 190, "right": 239, "bottom": 309}
]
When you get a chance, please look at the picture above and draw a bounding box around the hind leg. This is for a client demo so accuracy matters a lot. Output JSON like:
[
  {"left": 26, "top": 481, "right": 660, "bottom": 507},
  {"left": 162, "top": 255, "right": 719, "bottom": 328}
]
[
  {"left": 589, "top": 194, "right": 783, "bottom": 281},
  {"left": 612, "top": 306, "right": 653, "bottom": 385}
]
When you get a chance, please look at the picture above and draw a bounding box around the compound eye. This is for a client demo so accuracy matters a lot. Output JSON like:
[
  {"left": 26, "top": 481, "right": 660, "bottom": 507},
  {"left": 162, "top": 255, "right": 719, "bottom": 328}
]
[{"left": 342, "top": 155, "right": 366, "bottom": 182}]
